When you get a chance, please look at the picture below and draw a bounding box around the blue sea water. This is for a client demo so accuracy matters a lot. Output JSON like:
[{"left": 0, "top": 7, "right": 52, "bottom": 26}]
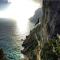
[{"left": 0, "top": 20, "right": 23, "bottom": 60}]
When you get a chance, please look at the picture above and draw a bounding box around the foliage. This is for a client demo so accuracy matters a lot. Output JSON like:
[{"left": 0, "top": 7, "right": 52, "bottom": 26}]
[{"left": 40, "top": 38, "right": 60, "bottom": 60}]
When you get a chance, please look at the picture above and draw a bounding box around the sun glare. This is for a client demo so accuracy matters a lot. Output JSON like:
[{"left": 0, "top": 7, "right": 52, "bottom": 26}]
[
  {"left": 15, "top": 0, "right": 40, "bottom": 35},
  {"left": 0, "top": 0, "right": 41, "bottom": 59},
  {"left": 0, "top": 0, "right": 40, "bottom": 36}
]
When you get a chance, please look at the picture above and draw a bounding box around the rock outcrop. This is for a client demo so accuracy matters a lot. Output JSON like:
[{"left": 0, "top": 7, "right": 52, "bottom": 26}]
[
  {"left": 21, "top": 0, "right": 60, "bottom": 60},
  {"left": 21, "top": 23, "right": 41, "bottom": 60},
  {"left": 0, "top": 48, "right": 8, "bottom": 60}
]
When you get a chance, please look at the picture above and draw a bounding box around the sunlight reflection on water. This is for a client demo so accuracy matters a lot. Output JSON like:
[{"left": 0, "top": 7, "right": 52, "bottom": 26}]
[{"left": 0, "top": 0, "right": 40, "bottom": 60}]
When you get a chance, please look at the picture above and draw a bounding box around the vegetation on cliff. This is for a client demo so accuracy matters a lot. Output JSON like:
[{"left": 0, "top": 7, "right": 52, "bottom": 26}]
[
  {"left": 41, "top": 38, "right": 60, "bottom": 60},
  {"left": 21, "top": 0, "right": 60, "bottom": 60}
]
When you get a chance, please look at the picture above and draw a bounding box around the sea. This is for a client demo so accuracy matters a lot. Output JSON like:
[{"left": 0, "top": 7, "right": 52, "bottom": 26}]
[{"left": 0, "top": 19, "right": 24, "bottom": 60}]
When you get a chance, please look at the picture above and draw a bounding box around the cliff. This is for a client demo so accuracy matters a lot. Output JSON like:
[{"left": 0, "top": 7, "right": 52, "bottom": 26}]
[{"left": 21, "top": 0, "right": 60, "bottom": 60}]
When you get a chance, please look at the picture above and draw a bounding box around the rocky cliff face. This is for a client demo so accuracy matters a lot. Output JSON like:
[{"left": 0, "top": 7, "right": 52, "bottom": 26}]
[
  {"left": 43, "top": 0, "right": 60, "bottom": 39},
  {"left": 41, "top": 0, "right": 60, "bottom": 60},
  {"left": 21, "top": 0, "right": 60, "bottom": 60}
]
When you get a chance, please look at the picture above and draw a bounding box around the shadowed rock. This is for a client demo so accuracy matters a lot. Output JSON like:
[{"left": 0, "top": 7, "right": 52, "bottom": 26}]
[
  {"left": 0, "top": 48, "right": 8, "bottom": 60},
  {"left": 29, "top": 8, "right": 43, "bottom": 24},
  {"left": 43, "top": 0, "right": 60, "bottom": 39}
]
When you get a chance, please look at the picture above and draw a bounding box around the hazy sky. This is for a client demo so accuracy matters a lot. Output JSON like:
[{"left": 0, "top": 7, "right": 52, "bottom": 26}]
[{"left": 0, "top": 0, "right": 41, "bottom": 38}]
